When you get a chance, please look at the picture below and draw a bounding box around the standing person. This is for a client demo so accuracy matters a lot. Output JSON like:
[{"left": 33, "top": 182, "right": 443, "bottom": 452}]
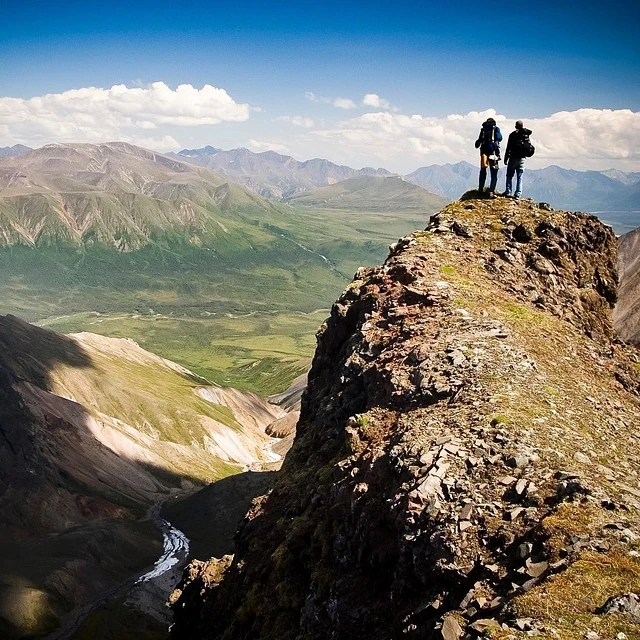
[
  {"left": 504, "top": 120, "right": 534, "bottom": 199},
  {"left": 474, "top": 117, "right": 502, "bottom": 198}
]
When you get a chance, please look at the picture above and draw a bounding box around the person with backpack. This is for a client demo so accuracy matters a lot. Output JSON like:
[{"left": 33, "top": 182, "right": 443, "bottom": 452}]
[
  {"left": 474, "top": 117, "right": 503, "bottom": 198},
  {"left": 503, "top": 120, "right": 535, "bottom": 199}
]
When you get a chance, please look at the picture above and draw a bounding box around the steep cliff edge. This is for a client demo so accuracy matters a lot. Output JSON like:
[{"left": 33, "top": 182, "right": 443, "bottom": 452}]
[
  {"left": 171, "top": 197, "right": 640, "bottom": 640},
  {"left": 614, "top": 225, "right": 640, "bottom": 344}
]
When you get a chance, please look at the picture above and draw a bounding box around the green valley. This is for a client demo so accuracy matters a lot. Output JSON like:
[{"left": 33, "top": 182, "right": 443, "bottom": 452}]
[{"left": 0, "top": 144, "right": 444, "bottom": 394}]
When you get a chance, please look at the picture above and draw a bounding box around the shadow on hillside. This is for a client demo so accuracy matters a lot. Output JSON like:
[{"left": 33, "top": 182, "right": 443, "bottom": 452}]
[
  {"left": 0, "top": 314, "right": 278, "bottom": 639},
  {"left": 162, "top": 470, "right": 277, "bottom": 560},
  {"left": 0, "top": 314, "right": 94, "bottom": 391}
]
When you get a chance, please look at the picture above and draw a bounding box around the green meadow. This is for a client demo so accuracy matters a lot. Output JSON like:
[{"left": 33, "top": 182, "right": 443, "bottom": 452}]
[
  {"left": 1, "top": 201, "right": 433, "bottom": 395},
  {"left": 39, "top": 310, "right": 324, "bottom": 395}
]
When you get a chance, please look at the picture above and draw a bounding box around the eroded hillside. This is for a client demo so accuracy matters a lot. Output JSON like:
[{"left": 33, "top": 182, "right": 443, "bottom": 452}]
[
  {"left": 0, "top": 316, "right": 286, "bottom": 639},
  {"left": 170, "top": 197, "right": 640, "bottom": 640}
]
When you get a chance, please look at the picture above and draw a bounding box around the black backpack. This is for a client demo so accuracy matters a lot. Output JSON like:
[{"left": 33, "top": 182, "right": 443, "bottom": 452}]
[
  {"left": 478, "top": 124, "right": 500, "bottom": 155},
  {"left": 513, "top": 132, "right": 535, "bottom": 158},
  {"left": 480, "top": 124, "right": 496, "bottom": 143}
]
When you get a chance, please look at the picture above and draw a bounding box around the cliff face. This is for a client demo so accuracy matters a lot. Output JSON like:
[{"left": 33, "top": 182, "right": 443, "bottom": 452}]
[
  {"left": 614, "top": 225, "right": 640, "bottom": 344},
  {"left": 171, "top": 197, "right": 640, "bottom": 640}
]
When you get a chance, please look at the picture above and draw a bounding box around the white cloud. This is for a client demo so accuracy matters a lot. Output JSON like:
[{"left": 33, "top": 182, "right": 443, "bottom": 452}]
[
  {"left": 332, "top": 97, "right": 357, "bottom": 110},
  {"left": 362, "top": 93, "right": 396, "bottom": 111},
  {"left": 0, "top": 82, "right": 250, "bottom": 148},
  {"left": 275, "top": 115, "right": 315, "bottom": 128},
  {"left": 247, "top": 139, "right": 290, "bottom": 154},
  {"left": 529, "top": 108, "right": 640, "bottom": 166},
  {"left": 124, "top": 134, "right": 181, "bottom": 151},
  {"left": 309, "top": 108, "right": 640, "bottom": 172},
  {"left": 305, "top": 91, "right": 357, "bottom": 110}
]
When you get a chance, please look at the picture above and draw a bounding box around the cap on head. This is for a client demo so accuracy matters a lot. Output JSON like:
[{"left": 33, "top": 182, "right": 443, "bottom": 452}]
[
  {"left": 515, "top": 120, "right": 524, "bottom": 129},
  {"left": 486, "top": 117, "right": 496, "bottom": 125}
]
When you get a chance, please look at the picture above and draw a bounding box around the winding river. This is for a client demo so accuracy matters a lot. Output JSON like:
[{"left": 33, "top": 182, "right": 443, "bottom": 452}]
[
  {"left": 124, "top": 515, "right": 191, "bottom": 623},
  {"left": 44, "top": 507, "right": 191, "bottom": 639}
]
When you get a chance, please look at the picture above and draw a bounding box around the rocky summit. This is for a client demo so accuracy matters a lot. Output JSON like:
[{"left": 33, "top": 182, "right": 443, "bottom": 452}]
[{"left": 170, "top": 195, "right": 640, "bottom": 640}]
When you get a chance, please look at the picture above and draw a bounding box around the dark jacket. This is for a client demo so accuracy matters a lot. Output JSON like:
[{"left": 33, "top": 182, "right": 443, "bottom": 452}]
[
  {"left": 475, "top": 121, "right": 503, "bottom": 156},
  {"left": 505, "top": 128, "right": 533, "bottom": 162}
]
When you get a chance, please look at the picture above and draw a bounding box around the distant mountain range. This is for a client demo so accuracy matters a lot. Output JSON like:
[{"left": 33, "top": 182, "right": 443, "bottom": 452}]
[
  {"left": 169, "top": 146, "right": 393, "bottom": 199},
  {"left": 170, "top": 146, "right": 640, "bottom": 212},
  {"left": 0, "top": 142, "right": 287, "bottom": 250},
  {"left": 406, "top": 161, "right": 640, "bottom": 211},
  {"left": 0, "top": 142, "right": 444, "bottom": 328},
  {"left": 3, "top": 143, "right": 639, "bottom": 212},
  {"left": 0, "top": 144, "right": 32, "bottom": 158}
]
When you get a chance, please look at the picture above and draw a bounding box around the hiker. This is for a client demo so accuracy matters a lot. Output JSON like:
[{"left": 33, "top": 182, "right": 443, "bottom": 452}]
[
  {"left": 504, "top": 120, "right": 534, "bottom": 199},
  {"left": 474, "top": 117, "right": 502, "bottom": 198}
]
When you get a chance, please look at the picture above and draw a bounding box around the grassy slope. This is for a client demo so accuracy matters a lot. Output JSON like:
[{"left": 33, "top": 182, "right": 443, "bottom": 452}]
[{"left": 38, "top": 311, "right": 324, "bottom": 396}]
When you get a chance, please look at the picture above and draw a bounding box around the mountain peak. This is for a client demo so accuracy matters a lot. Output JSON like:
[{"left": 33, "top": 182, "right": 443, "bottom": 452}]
[{"left": 167, "top": 146, "right": 394, "bottom": 199}]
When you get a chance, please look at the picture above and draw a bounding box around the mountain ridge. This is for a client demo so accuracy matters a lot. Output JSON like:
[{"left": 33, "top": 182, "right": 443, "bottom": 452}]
[
  {"left": 168, "top": 146, "right": 393, "bottom": 200},
  {"left": 170, "top": 145, "right": 640, "bottom": 211},
  {"left": 4, "top": 142, "right": 639, "bottom": 212},
  {"left": 169, "top": 196, "right": 640, "bottom": 640},
  {"left": 406, "top": 161, "right": 640, "bottom": 211},
  {"left": 0, "top": 142, "right": 288, "bottom": 251}
]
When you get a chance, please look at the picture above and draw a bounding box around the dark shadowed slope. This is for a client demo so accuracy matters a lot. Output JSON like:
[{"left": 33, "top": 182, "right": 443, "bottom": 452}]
[
  {"left": 0, "top": 315, "right": 286, "bottom": 638},
  {"left": 614, "top": 225, "right": 640, "bottom": 343}
]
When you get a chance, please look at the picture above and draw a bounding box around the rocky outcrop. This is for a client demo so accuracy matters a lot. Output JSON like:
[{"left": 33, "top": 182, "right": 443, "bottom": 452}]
[{"left": 170, "top": 197, "right": 640, "bottom": 640}]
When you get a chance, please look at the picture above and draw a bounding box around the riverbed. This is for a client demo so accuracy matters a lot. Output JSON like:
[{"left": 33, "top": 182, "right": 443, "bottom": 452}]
[
  {"left": 124, "top": 517, "right": 190, "bottom": 623},
  {"left": 43, "top": 509, "right": 191, "bottom": 640}
]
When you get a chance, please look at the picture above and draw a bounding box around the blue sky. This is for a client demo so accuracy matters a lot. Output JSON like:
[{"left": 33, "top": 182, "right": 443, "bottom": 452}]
[{"left": 1, "top": 0, "right": 639, "bottom": 172}]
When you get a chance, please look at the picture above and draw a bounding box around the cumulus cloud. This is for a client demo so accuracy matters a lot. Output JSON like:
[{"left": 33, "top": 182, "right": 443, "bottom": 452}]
[
  {"left": 530, "top": 108, "right": 640, "bottom": 165},
  {"left": 362, "top": 93, "right": 396, "bottom": 111},
  {"left": 276, "top": 115, "right": 315, "bottom": 128},
  {"left": 0, "top": 82, "right": 250, "bottom": 148},
  {"left": 310, "top": 108, "right": 640, "bottom": 171},
  {"left": 332, "top": 97, "right": 357, "bottom": 110}
]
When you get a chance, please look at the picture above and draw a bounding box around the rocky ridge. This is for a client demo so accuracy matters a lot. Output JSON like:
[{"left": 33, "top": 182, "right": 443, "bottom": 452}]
[{"left": 170, "top": 196, "right": 640, "bottom": 640}]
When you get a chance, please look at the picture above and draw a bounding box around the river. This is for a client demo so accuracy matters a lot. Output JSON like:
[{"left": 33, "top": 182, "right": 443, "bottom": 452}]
[
  {"left": 124, "top": 515, "right": 190, "bottom": 623},
  {"left": 43, "top": 506, "right": 191, "bottom": 639}
]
